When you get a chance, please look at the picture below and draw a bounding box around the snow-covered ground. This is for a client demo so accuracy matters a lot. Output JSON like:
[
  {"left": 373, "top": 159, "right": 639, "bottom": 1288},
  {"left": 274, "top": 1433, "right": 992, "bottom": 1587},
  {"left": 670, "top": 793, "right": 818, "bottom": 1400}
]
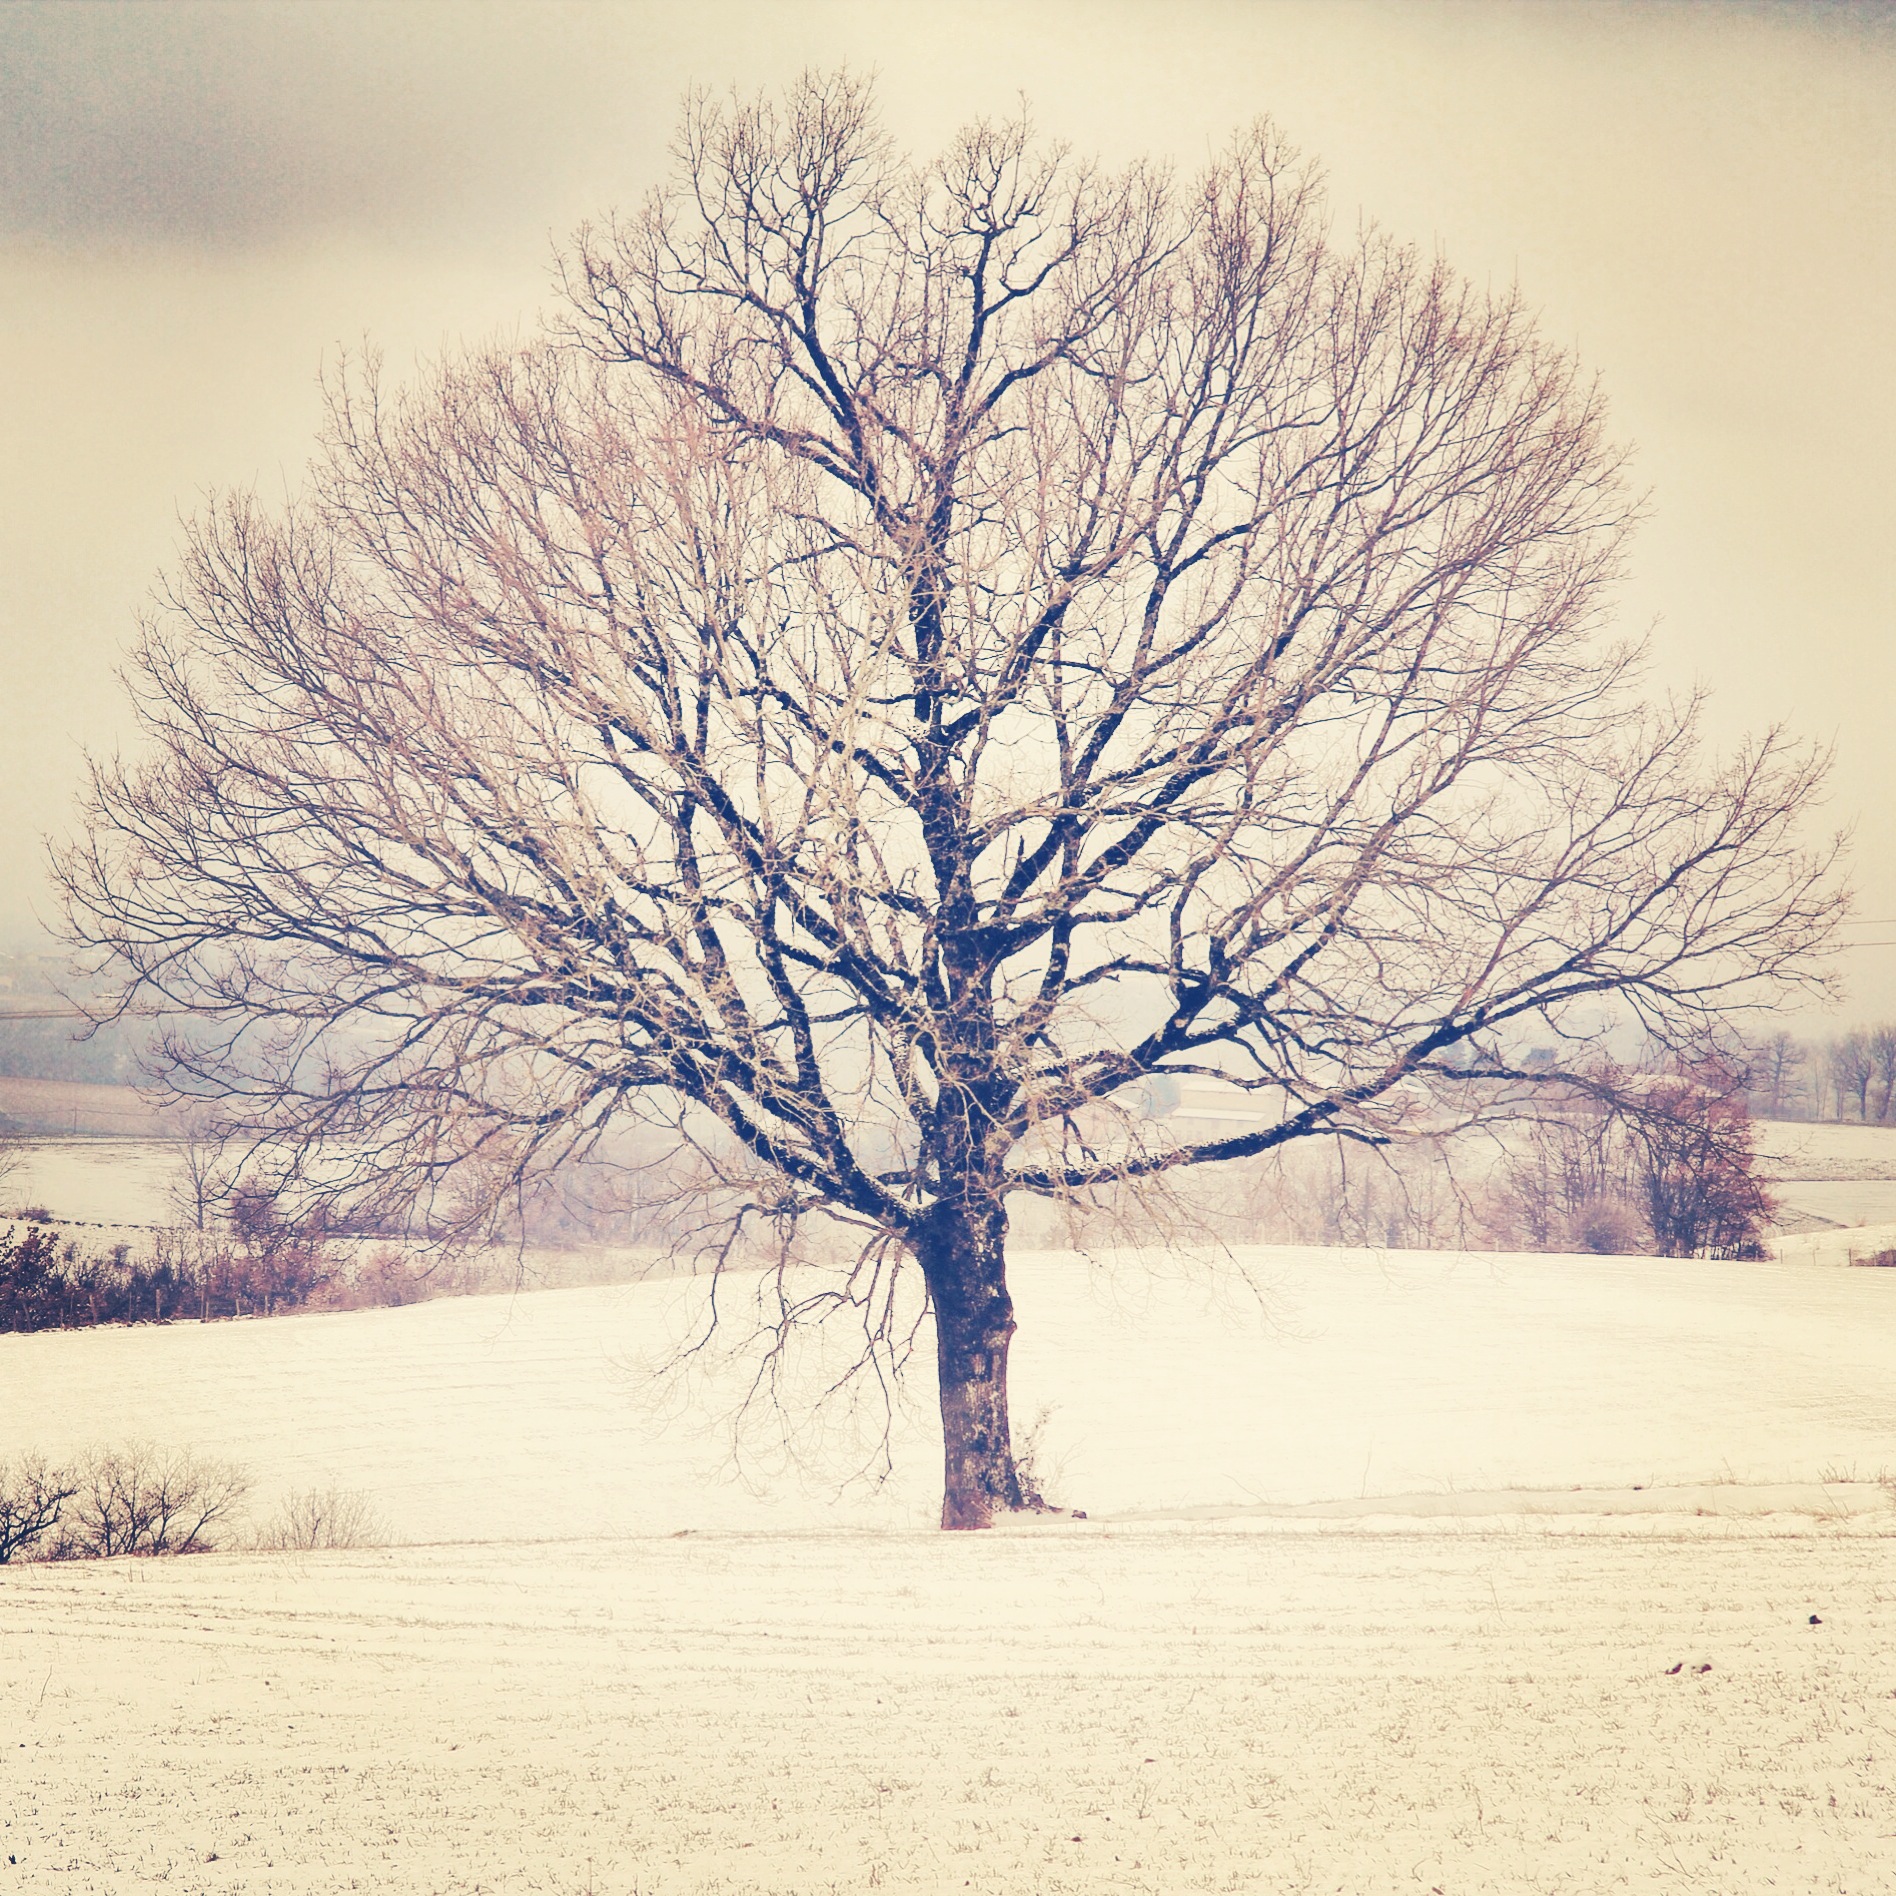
[
  {"left": 1, "top": 1135, "right": 178, "bottom": 1229},
  {"left": 1755, "top": 1117, "right": 1896, "bottom": 1182},
  {"left": 5, "top": 1248, "right": 1896, "bottom": 1534},
  {"left": 7, "top": 1527, "right": 1892, "bottom": 1894},
  {"left": 1756, "top": 1117, "right": 1896, "bottom": 1237},
  {"left": 1771, "top": 1177, "right": 1896, "bottom": 1227},
  {"left": 5, "top": 1246, "right": 1896, "bottom": 1890}
]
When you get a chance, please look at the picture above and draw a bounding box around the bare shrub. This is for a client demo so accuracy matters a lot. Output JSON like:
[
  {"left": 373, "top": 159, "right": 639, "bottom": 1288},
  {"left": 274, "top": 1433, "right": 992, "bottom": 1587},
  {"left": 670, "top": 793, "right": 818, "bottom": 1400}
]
[
  {"left": 314, "top": 1245, "right": 464, "bottom": 1311},
  {"left": 1484, "top": 1062, "right": 1773, "bottom": 1260},
  {"left": 1565, "top": 1199, "right": 1648, "bottom": 1256},
  {"left": 145, "top": 1202, "right": 337, "bottom": 1326},
  {"left": 251, "top": 1484, "right": 385, "bottom": 1551},
  {"left": 56, "top": 1443, "right": 251, "bottom": 1558},
  {"left": 0, "top": 1206, "right": 345, "bottom": 1334},
  {"left": 223, "top": 1188, "right": 336, "bottom": 1314},
  {"left": 0, "top": 1452, "right": 78, "bottom": 1562},
  {"left": 0, "top": 1224, "right": 198, "bottom": 1331},
  {"left": 1011, "top": 1405, "right": 1069, "bottom": 1513}
]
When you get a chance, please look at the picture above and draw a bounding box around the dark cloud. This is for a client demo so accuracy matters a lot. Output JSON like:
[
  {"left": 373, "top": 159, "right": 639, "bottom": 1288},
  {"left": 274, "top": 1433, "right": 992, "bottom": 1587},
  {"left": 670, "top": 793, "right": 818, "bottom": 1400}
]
[
  {"left": 0, "top": 0, "right": 657, "bottom": 246},
  {"left": 8, "top": 0, "right": 1887, "bottom": 249}
]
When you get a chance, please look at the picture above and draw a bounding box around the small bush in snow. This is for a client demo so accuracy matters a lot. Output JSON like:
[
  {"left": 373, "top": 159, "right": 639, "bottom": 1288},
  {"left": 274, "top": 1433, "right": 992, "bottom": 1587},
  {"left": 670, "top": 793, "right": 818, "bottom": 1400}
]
[
  {"left": 314, "top": 1245, "right": 448, "bottom": 1311},
  {"left": 54, "top": 1443, "right": 251, "bottom": 1558},
  {"left": 0, "top": 1452, "right": 78, "bottom": 1562},
  {"left": 252, "top": 1484, "right": 384, "bottom": 1551}
]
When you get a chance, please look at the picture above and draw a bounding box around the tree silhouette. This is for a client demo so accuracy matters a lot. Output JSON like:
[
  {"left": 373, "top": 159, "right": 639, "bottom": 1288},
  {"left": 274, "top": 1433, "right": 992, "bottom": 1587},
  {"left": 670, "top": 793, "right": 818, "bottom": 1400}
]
[{"left": 60, "top": 77, "right": 1839, "bottom": 1524}]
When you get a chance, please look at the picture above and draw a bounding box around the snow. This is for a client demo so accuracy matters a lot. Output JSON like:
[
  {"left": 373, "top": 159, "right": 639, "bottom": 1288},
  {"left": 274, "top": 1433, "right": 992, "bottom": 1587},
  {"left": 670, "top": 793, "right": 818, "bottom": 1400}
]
[
  {"left": 7, "top": 1529, "right": 1895, "bottom": 1893},
  {"left": 1773, "top": 1177, "right": 1896, "bottom": 1227},
  {"left": 2, "top": 1136, "right": 176, "bottom": 1230},
  {"left": 4, "top": 1248, "right": 1896, "bottom": 1536},
  {"left": 1753, "top": 1118, "right": 1896, "bottom": 1232},
  {"left": 1756, "top": 1117, "right": 1896, "bottom": 1182},
  {"left": 5, "top": 1244, "right": 1896, "bottom": 1890},
  {"left": 1770, "top": 1221, "right": 1896, "bottom": 1268}
]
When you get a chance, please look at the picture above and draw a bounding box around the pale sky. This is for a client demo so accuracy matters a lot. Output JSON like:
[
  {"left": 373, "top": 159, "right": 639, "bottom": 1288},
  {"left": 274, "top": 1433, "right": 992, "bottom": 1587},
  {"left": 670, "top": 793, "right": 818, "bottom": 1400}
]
[{"left": 2, "top": 0, "right": 1891, "bottom": 1018}]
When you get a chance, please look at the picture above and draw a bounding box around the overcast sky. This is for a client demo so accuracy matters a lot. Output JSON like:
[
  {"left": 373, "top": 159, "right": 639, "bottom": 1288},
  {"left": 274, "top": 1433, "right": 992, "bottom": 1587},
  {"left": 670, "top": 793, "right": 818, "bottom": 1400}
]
[{"left": 2, "top": 0, "right": 1891, "bottom": 1019}]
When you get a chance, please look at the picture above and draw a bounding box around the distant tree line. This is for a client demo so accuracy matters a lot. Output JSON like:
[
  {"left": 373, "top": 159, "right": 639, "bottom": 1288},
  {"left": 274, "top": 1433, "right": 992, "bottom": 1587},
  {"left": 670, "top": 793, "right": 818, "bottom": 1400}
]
[
  {"left": 1745, "top": 1027, "right": 1896, "bottom": 1123},
  {"left": 0, "top": 949, "right": 149, "bottom": 1084},
  {"left": 1038, "top": 1058, "right": 1774, "bottom": 1262}
]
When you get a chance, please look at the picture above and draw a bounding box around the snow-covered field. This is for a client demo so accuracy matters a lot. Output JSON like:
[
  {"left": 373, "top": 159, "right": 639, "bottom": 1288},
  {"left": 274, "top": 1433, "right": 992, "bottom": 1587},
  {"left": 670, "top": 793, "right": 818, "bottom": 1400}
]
[
  {"left": 1756, "top": 1118, "right": 1896, "bottom": 1183},
  {"left": 7, "top": 1248, "right": 1896, "bottom": 1533},
  {"left": 1, "top": 1136, "right": 178, "bottom": 1230},
  {"left": 7, "top": 1527, "right": 1893, "bottom": 1894},
  {"left": 5, "top": 1247, "right": 1896, "bottom": 1890},
  {"left": 1757, "top": 1117, "right": 1896, "bottom": 1237}
]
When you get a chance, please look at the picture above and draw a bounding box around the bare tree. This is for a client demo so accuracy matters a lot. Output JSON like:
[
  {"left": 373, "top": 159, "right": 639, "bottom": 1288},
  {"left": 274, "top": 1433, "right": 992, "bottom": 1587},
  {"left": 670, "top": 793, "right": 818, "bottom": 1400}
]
[
  {"left": 166, "top": 1104, "right": 231, "bottom": 1237},
  {"left": 1750, "top": 1027, "right": 1807, "bottom": 1120},
  {"left": 1869, "top": 1025, "right": 1896, "bottom": 1123},
  {"left": 58, "top": 78, "right": 1840, "bottom": 1526},
  {"left": 1618, "top": 1066, "right": 1774, "bottom": 1259},
  {"left": 1827, "top": 1031, "right": 1874, "bottom": 1122},
  {"left": 1488, "top": 1090, "right": 1640, "bottom": 1255}
]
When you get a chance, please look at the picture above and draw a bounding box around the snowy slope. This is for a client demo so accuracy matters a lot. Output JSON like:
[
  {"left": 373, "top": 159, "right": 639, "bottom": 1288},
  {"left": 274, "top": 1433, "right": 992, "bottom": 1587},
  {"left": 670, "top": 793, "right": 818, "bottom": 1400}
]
[
  {"left": 7, "top": 1244, "right": 1896, "bottom": 1894},
  {"left": 1756, "top": 1117, "right": 1896, "bottom": 1181},
  {"left": 4, "top": 1245, "right": 1896, "bottom": 1538}
]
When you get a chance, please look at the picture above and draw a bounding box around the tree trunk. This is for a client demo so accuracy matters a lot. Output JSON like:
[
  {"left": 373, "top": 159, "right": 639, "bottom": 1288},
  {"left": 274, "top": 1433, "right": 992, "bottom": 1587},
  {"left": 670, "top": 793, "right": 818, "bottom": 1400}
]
[{"left": 914, "top": 1194, "right": 1036, "bottom": 1530}]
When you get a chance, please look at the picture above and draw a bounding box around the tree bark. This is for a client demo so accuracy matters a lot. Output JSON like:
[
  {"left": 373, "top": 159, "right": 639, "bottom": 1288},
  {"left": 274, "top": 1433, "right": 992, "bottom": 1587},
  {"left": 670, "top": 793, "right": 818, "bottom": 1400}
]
[{"left": 914, "top": 1194, "right": 1034, "bottom": 1530}]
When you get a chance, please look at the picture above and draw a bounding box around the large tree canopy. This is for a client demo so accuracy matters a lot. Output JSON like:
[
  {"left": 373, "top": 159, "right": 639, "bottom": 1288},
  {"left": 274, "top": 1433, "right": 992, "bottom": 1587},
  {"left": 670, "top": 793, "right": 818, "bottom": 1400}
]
[{"left": 61, "top": 76, "right": 1838, "bottom": 1525}]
